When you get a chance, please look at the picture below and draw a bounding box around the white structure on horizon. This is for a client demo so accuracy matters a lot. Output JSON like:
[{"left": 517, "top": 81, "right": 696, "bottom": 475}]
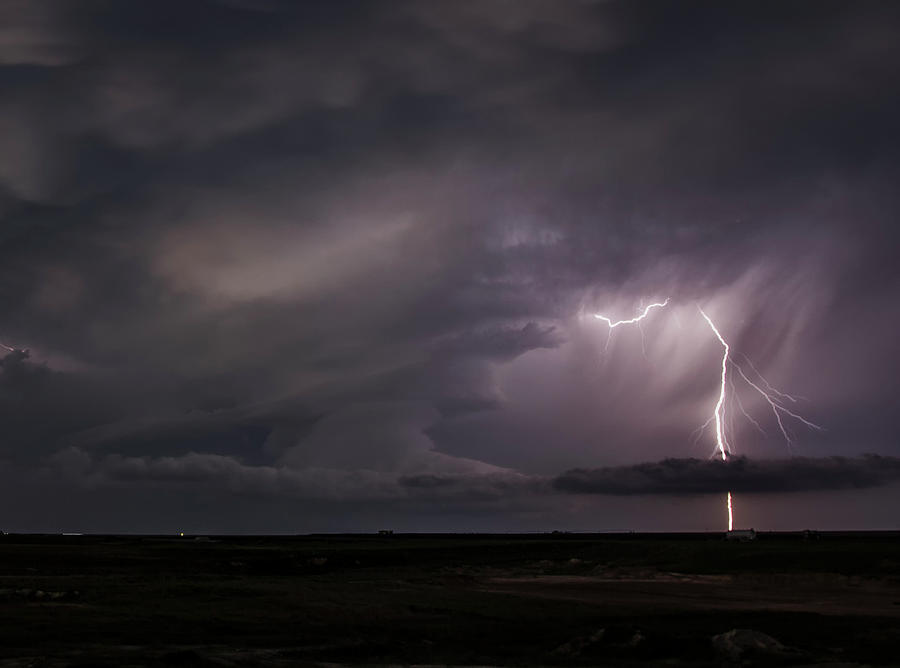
[{"left": 725, "top": 528, "right": 757, "bottom": 541}]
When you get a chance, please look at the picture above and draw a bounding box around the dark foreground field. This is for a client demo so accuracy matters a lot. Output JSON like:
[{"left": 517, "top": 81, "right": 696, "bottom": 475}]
[{"left": 1, "top": 532, "right": 899, "bottom": 667}]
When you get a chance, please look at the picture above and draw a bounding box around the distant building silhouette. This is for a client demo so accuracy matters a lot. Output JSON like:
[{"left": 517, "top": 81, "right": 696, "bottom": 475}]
[{"left": 725, "top": 528, "right": 756, "bottom": 542}]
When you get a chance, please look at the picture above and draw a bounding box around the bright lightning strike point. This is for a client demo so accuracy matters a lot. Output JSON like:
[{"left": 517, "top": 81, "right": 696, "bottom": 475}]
[{"left": 727, "top": 491, "right": 734, "bottom": 531}]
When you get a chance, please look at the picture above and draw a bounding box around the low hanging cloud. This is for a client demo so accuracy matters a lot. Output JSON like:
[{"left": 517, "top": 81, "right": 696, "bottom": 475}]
[
  {"left": 553, "top": 455, "right": 900, "bottom": 496},
  {"left": 46, "top": 447, "right": 544, "bottom": 503},
  {"left": 41, "top": 450, "right": 900, "bottom": 507}
]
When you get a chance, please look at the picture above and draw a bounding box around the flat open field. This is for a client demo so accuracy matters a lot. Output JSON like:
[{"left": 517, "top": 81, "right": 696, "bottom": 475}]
[{"left": 1, "top": 532, "right": 899, "bottom": 666}]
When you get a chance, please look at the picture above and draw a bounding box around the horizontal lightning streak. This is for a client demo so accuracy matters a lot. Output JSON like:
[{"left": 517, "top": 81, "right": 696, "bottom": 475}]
[{"left": 594, "top": 299, "right": 670, "bottom": 328}]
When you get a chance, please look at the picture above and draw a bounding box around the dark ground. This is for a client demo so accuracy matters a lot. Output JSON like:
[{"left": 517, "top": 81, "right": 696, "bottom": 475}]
[{"left": 1, "top": 532, "right": 899, "bottom": 667}]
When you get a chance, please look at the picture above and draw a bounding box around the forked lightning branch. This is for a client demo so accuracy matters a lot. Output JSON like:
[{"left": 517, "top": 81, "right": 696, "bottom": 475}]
[{"left": 594, "top": 299, "right": 823, "bottom": 531}]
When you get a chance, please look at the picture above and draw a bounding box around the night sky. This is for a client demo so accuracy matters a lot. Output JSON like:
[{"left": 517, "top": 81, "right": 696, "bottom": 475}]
[{"left": 1, "top": 1, "right": 899, "bottom": 533}]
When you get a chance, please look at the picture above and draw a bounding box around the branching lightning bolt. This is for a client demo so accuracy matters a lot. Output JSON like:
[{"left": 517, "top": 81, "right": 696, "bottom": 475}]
[
  {"left": 696, "top": 305, "right": 823, "bottom": 531},
  {"left": 698, "top": 307, "right": 730, "bottom": 462},
  {"left": 697, "top": 306, "right": 735, "bottom": 530},
  {"left": 592, "top": 298, "right": 822, "bottom": 531},
  {"left": 696, "top": 307, "right": 823, "bottom": 454},
  {"left": 732, "top": 364, "right": 823, "bottom": 451},
  {"left": 732, "top": 376, "right": 767, "bottom": 438},
  {"left": 737, "top": 353, "right": 806, "bottom": 403}
]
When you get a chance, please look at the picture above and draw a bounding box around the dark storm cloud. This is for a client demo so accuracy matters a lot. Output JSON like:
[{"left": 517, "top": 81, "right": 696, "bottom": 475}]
[
  {"left": 45, "top": 447, "right": 545, "bottom": 504},
  {"left": 0, "top": 349, "right": 125, "bottom": 462},
  {"left": 431, "top": 322, "right": 564, "bottom": 361},
  {"left": 0, "top": 1, "right": 898, "bottom": 530},
  {"left": 554, "top": 455, "right": 900, "bottom": 496},
  {"left": 43, "top": 449, "right": 900, "bottom": 502}
]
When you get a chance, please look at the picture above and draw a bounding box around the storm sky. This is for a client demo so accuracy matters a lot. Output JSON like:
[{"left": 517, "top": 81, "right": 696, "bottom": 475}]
[{"left": 1, "top": 1, "right": 899, "bottom": 533}]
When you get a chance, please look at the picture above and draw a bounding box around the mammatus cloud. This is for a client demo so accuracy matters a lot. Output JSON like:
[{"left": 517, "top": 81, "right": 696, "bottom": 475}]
[{"left": 553, "top": 456, "right": 900, "bottom": 496}]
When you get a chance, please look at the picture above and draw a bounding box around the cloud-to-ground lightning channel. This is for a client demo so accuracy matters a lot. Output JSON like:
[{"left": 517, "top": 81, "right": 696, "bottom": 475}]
[
  {"left": 593, "top": 299, "right": 822, "bottom": 530},
  {"left": 697, "top": 307, "right": 730, "bottom": 462},
  {"left": 726, "top": 491, "right": 733, "bottom": 532},
  {"left": 693, "top": 305, "right": 822, "bottom": 458}
]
